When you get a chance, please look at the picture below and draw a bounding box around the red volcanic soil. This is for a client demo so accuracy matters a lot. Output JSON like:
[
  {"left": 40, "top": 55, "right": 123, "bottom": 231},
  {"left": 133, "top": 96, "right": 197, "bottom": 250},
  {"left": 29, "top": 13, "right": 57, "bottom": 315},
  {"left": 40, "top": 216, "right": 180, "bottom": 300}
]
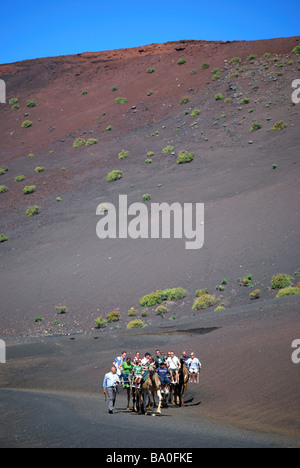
[{"left": 0, "top": 37, "right": 300, "bottom": 442}]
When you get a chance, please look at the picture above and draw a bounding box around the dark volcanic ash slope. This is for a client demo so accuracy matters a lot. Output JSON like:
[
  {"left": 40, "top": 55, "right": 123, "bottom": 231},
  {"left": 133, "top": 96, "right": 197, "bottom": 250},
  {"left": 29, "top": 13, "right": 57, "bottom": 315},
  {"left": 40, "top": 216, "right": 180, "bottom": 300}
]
[{"left": 0, "top": 37, "right": 300, "bottom": 337}]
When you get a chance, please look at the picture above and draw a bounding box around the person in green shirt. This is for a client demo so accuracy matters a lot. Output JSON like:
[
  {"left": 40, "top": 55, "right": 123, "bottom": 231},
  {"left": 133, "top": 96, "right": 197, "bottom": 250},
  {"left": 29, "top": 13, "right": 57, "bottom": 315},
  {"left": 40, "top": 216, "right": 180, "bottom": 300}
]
[
  {"left": 133, "top": 359, "right": 143, "bottom": 388},
  {"left": 154, "top": 349, "right": 166, "bottom": 369},
  {"left": 121, "top": 357, "right": 133, "bottom": 388}
]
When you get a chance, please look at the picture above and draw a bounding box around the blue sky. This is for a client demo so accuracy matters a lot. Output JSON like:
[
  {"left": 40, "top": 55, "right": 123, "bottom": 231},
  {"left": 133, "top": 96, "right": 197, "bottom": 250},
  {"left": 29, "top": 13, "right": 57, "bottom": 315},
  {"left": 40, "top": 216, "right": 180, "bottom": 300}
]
[{"left": 1, "top": 0, "right": 299, "bottom": 64}]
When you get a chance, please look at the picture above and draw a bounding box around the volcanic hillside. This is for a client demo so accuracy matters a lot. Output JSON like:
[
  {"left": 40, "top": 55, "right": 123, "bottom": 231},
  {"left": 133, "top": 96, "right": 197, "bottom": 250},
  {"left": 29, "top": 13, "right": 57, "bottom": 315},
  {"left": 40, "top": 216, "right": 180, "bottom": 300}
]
[{"left": 0, "top": 36, "right": 300, "bottom": 337}]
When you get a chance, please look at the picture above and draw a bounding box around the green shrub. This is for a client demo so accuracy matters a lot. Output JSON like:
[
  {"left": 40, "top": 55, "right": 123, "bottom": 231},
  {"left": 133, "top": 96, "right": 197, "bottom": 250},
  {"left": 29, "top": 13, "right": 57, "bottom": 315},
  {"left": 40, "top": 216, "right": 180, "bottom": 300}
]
[
  {"left": 212, "top": 73, "right": 221, "bottom": 81},
  {"left": 0, "top": 169, "right": 7, "bottom": 175},
  {"left": 177, "top": 58, "right": 186, "bottom": 65},
  {"left": 192, "top": 294, "right": 218, "bottom": 310},
  {"left": 0, "top": 234, "right": 8, "bottom": 243},
  {"left": 195, "top": 289, "right": 208, "bottom": 297},
  {"left": 107, "top": 311, "right": 120, "bottom": 323},
  {"left": 142, "top": 193, "right": 151, "bottom": 201},
  {"left": 94, "top": 316, "right": 107, "bottom": 328},
  {"left": 211, "top": 68, "right": 221, "bottom": 80},
  {"left": 249, "top": 289, "right": 261, "bottom": 299},
  {"left": 214, "top": 93, "right": 224, "bottom": 101},
  {"left": 190, "top": 109, "right": 201, "bottom": 117},
  {"left": 177, "top": 150, "right": 194, "bottom": 164},
  {"left": 147, "top": 68, "right": 155, "bottom": 73},
  {"left": 73, "top": 138, "right": 86, "bottom": 148},
  {"left": 180, "top": 96, "right": 190, "bottom": 105},
  {"left": 145, "top": 159, "right": 152, "bottom": 164},
  {"left": 23, "top": 185, "right": 36, "bottom": 194},
  {"left": 22, "top": 120, "right": 32, "bottom": 128},
  {"left": 106, "top": 125, "right": 112, "bottom": 131},
  {"left": 140, "top": 290, "right": 164, "bottom": 307},
  {"left": 214, "top": 306, "right": 225, "bottom": 311},
  {"left": 201, "top": 62, "right": 209, "bottom": 69},
  {"left": 107, "top": 170, "right": 123, "bottom": 182},
  {"left": 56, "top": 306, "right": 68, "bottom": 314},
  {"left": 11, "top": 104, "right": 20, "bottom": 111},
  {"left": 246, "top": 54, "right": 258, "bottom": 61},
  {"left": 86, "top": 138, "right": 98, "bottom": 146},
  {"left": 162, "top": 288, "right": 187, "bottom": 300},
  {"left": 250, "top": 121, "right": 262, "bottom": 131},
  {"left": 81, "top": 90, "right": 88, "bottom": 95},
  {"left": 139, "top": 287, "right": 187, "bottom": 307},
  {"left": 115, "top": 97, "right": 128, "bottom": 104},
  {"left": 162, "top": 145, "right": 174, "bottom": 154},
  {"left": 34, "top": 317, "right": 43, "bottom": 323},
  {"left": 272, "top": 120, "right": 287, "bottom": 131},
  {"left": 35, "top": 167, "right": 44, "bottom": 173},
  {"left": 240, "top": 274, "right": 253, "bottom": 286},
  {"left": 127, "top": 320, "right": 146, "bottom": 329},
  {"left": 276, "top": 286, "right": 300, "bottom": 298},
  {"left": 155, "top": 305, "right": 168, "bottom": 316},
  {"left": 271, "top": 273, "right": 294, "bottom": 289},
  {"left": 229, "top": 57, "right": 241, "bottom": 63},
  {"left": 26, "top": 206, "right": 40, "bottom": 217},
  {"left": 292, "top": 46, "right": 300, "bottom": 54},
  {"left": 118, "top": 150, "right": 130, "bottom": 159},
  {"left": 26, "top": 99, "right": 36, "bottom": 107},
  {"left": 9, "top": 97, "right": 18, "bottom": 105},
  {"left": 0, "top": 185, "right": 8, "bottom": 193},
  {"left": 128, "top": 308, "right": 138, "bottom": 317},
  {"left": 239, "top": 97, "right": 250, "bottom": 105},
  {"left": 110, "top": 85, "right": 118, "bottom": 92}
]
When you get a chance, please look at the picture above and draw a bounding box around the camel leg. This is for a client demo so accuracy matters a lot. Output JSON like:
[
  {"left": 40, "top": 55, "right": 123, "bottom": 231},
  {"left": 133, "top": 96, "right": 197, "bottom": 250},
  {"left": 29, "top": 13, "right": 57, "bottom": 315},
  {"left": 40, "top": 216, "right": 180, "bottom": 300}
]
[
  {"left": 126, "top": 388, "right": 130, "bottom": 410},
  {"left": 156, "top": 390, "right": 162, "bottom": 414},
  {"left": 132, "top": 388, "right": 137, "bottom": 412},
  {"left": 181, "top": 383, "right": 187, "bottom": 407},
  {"left": 142, "top": 391, "right": 148, "bottom": 415},
  {"left": 171, "top": 383, "right": 177, "bottom": 405},
  {"left": 137, "top": 390, "right": 143, "bottom": 414}
]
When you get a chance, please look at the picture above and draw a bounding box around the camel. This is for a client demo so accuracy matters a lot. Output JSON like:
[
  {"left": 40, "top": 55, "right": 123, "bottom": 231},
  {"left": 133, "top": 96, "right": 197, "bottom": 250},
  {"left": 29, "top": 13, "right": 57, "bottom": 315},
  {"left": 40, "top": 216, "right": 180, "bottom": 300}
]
[
  {"left": 169, "top": 358, "right": 189, "bottom": 407},
  {"left": 134, "top": 364, "right": 163, "bottom": 415}
]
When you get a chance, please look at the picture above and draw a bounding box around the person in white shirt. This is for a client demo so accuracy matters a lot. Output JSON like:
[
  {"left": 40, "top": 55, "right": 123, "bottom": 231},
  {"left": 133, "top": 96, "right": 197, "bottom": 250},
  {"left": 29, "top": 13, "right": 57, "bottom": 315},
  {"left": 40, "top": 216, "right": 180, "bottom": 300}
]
[
  {"left": 103, "top": 366, "right": 120, "bottom": 414},
  {"left": 141, "top": 352, "right": 151, "bottom": 367},
  {"left": 166, "top": 351, "right": 181, "bottom": 384},
  {"left": 186, "top": 352, "right": 201, "bottom": 383},
  {"left": 113, "top": 351, "right": 127, "bottom": 377}
]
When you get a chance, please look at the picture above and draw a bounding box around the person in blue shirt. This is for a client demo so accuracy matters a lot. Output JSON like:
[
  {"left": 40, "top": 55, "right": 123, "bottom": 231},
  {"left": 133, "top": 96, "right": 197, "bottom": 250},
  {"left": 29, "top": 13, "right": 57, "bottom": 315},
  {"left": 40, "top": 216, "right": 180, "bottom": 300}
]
[
  {"left": 113, "top": 351, "right": 127, "bottom": 384},
  {"left": 156, "top": 362, "right": 171, "bottom": 393},
  {"left": 103, "top": 366, "right": 120, "bottom": 414}
]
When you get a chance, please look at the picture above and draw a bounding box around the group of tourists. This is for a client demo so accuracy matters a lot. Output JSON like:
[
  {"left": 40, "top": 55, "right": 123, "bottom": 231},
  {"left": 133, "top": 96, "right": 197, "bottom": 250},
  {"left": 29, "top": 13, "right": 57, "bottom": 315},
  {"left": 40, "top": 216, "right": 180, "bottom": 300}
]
[{"left": 103, "top": 349, "right": 202, "bottom": 414}]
